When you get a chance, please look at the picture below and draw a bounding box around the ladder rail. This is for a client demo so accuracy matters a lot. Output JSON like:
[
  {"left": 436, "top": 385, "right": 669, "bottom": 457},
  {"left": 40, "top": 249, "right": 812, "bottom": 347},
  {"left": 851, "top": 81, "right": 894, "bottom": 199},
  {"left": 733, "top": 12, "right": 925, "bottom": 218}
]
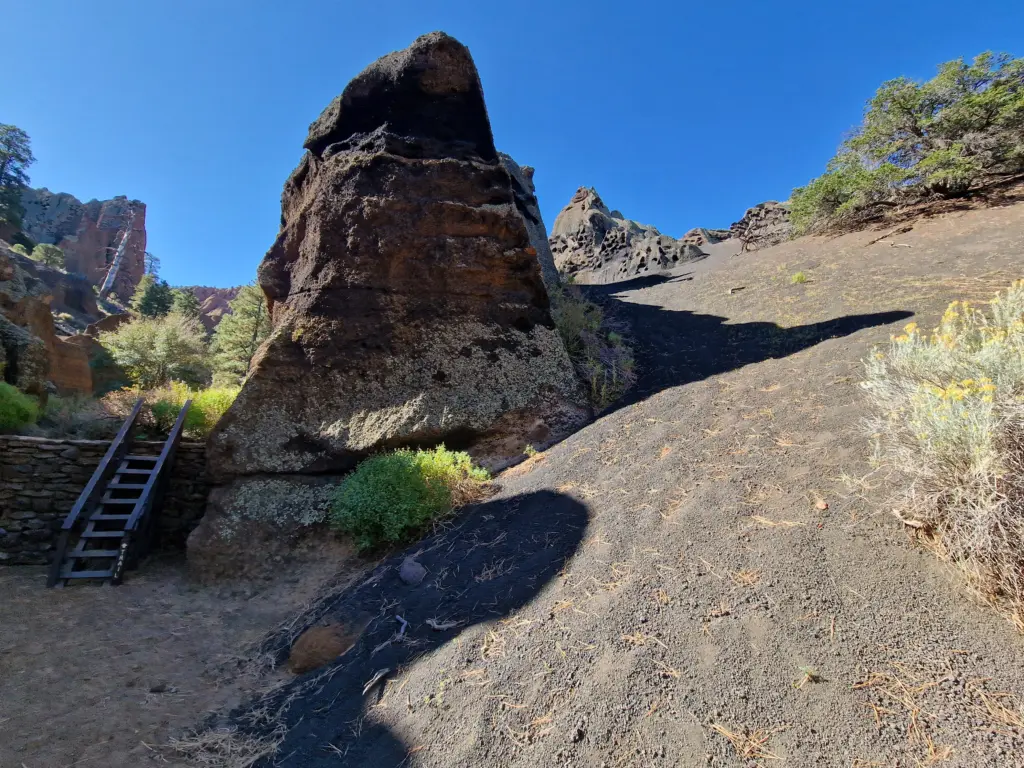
[
  {"left": 112, "top": 399, "right": 191, "bottom": 584},
  {"left": 47, "top": 398, "right": 145, "bottom": 587}
]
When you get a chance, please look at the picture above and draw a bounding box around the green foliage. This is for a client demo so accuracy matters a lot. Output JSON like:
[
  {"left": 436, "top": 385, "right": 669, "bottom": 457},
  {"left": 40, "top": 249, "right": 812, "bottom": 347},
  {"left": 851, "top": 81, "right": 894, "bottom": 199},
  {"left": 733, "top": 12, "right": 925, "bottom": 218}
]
[
  {"left": 0, "top": 124, "right": 34, "bottom": 229},
  {"left": 551, "top": 286, "right": 636, "bottom": 409},
  {"left": 330, "top": 446, "right": 489, "bottom": 551},
  {"left": 791, "top": 52, "right": 1024, "bottom": 234},
  {"left": 864, "top": 282, "right": 1024, "bottom": 622},
  {"left": 30, "top": 243, "right": 65, "bottom": 269},
  {"left": 791, "top": 271, "right": 809, "bottom": 284},
  {"left": 0, "top": 382, "right": 39, "bottom": 431},
  {"left": 10, "top": 244, "right": 28, "bottom": 256},
  {"left": 98, "top": 313, "right": 210, "bottom": 389},
  {"left": 210, "top": 284, "right": 272, "bottom": 383},
  {"left": 171, "top": 287, "right": 202, "bottom": 320},
  {"left": 131, "top": 273, "right": 175, "bottom": 318}
]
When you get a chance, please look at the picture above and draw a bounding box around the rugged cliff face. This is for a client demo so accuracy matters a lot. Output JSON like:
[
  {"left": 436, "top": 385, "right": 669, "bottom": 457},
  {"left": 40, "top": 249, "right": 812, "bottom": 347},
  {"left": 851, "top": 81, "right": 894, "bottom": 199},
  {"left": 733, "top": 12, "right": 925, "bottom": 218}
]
[
  {"left": 20, "top": 189, "right": 147, "bottom": 300},
  {"left": 178, "top": 286, "right": 241, "bottom": 332},
  {"left": 193, "top": 32, "right": 587, "bottom": 581},
  {"left": 549, "top": 187, "right": 708, "bottom": 283},
  {"left": 0, "top": 244, "right": 93, "bottom": 397}
]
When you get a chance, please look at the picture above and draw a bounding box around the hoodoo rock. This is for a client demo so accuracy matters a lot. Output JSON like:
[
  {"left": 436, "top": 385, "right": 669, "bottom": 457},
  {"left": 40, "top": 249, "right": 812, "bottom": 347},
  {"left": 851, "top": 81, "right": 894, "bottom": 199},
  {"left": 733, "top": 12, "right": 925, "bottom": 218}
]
[
  {"left": 549, "top": 187, "right": 707, "bottom": 284},
  {"left": 729, "top": 200, "right": 793, "bottom": 251},
  {"left": 20, "top": 190, "right": 147, "bottom": 300},
  {"left": 194, "top": 32, "right": 587, "bottom": 580}
]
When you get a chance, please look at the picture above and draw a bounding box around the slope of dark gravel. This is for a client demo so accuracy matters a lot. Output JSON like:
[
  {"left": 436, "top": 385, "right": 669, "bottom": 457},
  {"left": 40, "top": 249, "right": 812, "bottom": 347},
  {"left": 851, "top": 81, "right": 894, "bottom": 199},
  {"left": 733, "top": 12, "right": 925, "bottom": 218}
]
[{"left": 231, "top": 200, "right": 1024, "bottom": 768}]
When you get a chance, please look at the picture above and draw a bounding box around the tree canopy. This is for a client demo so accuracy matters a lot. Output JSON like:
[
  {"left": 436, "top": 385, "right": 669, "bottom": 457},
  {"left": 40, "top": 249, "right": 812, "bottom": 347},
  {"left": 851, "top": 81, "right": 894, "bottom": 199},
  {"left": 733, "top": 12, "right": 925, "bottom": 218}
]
[
  {"left": 791, "top": 52, "right": 1024, "bottom": 234},
  {"left": 0, "top": 124, "right": 34, "bottom": 229},
  {"left": 99, "top": 312, "right": 210, "bottom": 389},
  {"left": 30, "top": 243, "right": 65, "bottom": 269},
  {"left": 171, "top": 287, "right": 202, "bottom": 320},
  {"left": 131, "top": 273, "right": 175, "bottom": 318},
  {"left": 210, "top": 284, "right": 272, "bottom": 383}
]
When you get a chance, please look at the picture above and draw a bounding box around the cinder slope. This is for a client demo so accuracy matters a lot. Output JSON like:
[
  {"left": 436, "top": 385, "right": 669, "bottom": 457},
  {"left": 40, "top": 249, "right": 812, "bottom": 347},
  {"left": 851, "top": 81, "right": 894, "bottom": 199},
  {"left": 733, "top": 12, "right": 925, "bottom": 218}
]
[{"left": 240, "top": 199, "right": 1024, "bottom": 768}]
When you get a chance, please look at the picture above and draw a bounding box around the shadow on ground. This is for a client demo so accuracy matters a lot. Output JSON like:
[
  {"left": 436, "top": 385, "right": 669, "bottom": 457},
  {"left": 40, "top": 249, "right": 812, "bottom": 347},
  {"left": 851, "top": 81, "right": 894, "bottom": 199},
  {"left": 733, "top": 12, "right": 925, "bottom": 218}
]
[
  {"left": 582, "top": 274, "right": 914, "bottom": 414},
  {"left": 235, "top": 490, "right": 589, "bottom": 767}
]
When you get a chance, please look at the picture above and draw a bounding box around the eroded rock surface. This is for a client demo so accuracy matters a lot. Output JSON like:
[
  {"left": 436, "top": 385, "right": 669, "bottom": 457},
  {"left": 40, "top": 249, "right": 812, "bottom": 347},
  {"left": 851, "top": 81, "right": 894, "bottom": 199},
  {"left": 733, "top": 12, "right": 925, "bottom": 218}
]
[
  {"left": 20, "top": 190, "right": 146, "bottom": 300},
  {"left": 730, "top": 200, "right": 793, "bottom": 251},
  {"left": 195, "top": 32, "right": 587, "bottom": 580},
  {"left": 550, "top": 187, "right": 706, "bottom": 283}
]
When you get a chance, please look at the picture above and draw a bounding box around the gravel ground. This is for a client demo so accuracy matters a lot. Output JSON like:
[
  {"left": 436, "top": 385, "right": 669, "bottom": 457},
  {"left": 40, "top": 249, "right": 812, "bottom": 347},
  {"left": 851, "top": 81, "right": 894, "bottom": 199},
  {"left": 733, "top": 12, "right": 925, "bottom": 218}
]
[{"left": 220, "top": 198, "right": 1024, "bottom": 767}]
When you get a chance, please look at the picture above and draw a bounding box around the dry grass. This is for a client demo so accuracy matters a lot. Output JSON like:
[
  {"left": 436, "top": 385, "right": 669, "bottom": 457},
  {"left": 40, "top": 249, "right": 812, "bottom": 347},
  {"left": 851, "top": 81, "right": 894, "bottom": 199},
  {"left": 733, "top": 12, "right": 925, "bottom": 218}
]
[
  {"left": 750, "top": 515, "right": 805, "bottom": 528},
  {"left": 730, "top": 568, "right": 762, "bottom": 587},
  {"left": 709, "top": 722, "right": 783, "bottom": 760},
  {"left": 166, "top": 722, "right": 285, "bottom": 768}
]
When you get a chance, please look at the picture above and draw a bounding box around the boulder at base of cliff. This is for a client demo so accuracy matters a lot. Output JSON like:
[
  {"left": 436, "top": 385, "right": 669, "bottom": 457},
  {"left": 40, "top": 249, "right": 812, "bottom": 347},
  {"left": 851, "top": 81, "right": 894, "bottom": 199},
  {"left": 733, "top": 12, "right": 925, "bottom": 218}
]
[
  {"left": 194, "top": 31, "right": 587, "bottom": 581},
  {"left": 186, "top": 477, "right": 350, "bottom": 584}
]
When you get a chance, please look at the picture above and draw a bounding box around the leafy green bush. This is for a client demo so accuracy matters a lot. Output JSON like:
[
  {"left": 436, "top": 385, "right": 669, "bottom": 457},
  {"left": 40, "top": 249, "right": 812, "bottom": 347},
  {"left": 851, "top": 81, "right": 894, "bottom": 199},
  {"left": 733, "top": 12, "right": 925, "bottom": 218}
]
[
  {"left": 0, "top": 382, "right": 39, "bottom": 431},
  {"left": 863, "top": 281, "right": 1024, "bottom": 625},
  {"left": 330, "top": 446, "right": 490, "bottom": 551},
  {"left": 10, "top": 243, "right": 28, "bottom": 256},
  {"left": 30, "top": 243, "right": 65, "bottom": 269},
  {"left": 99, "top": 313, "right": 210, "bottom": 389},
  {"left": 792, "top": 52, "right": 1024, "bottom": 235},
  {"left": 791, "top": 271, "right": 809, "bottom": 284},
  {"left": 551, "top": 286, "right": 636, "bottom": 409}
]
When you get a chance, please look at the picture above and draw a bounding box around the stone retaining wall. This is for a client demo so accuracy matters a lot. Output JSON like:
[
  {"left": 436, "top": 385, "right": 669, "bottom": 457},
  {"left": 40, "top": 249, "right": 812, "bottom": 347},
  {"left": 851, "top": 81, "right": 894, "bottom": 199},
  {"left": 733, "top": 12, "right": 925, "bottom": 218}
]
[{"left": 0, "top": 435, "right": 209, "bottom": 565}]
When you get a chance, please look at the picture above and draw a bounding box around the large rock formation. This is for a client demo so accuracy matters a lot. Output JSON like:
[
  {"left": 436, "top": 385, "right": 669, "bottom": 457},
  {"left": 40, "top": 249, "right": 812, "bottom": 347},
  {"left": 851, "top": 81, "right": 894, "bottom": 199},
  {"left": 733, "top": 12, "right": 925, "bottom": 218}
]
[
  {"left": 549, "top": 187, "right": 707, "bottom": 283},
  {"left": 0, "top": 243, "right": 93, "bottom": 397},
  {"left": 729, "top": 201, "right": 793, "bottom": 251},
  {"left": 499, "top": 154, "right": 560, "bottom": 291},
  {"left": 194, "top": 32, "right": 587, "bottom": 581},
  {"left": 20, "top": 189, "right": 147, "bottom": 300}
]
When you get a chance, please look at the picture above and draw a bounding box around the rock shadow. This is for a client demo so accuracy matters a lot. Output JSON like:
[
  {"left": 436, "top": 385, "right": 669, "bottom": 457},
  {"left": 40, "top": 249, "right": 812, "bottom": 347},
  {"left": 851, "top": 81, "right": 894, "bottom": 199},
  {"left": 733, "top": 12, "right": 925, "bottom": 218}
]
[
  {"left": 237, "top": 490, "right": 589, "bottom": 766},
  {"left": 582, "top": 273, "right": 913, "bottom": 414}
]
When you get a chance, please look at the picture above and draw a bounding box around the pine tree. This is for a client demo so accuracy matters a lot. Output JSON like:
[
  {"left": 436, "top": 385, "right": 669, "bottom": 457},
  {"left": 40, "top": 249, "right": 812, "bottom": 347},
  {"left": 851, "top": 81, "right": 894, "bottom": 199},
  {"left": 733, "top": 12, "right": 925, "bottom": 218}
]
[
  {"left": 0, "top": 124, "right": 34, "bottom": 229},
  {"left": 131, "top": 274, "right": 175, "bottom": 318},
  {"left": 30, "top": 243, "right": 65, "bottom": 269},
  {"left": 211, "top": 284, "right": 272, "bottom": 382},
  {"left": 172, "top": 288, "right": 202, "bottom": 320}
]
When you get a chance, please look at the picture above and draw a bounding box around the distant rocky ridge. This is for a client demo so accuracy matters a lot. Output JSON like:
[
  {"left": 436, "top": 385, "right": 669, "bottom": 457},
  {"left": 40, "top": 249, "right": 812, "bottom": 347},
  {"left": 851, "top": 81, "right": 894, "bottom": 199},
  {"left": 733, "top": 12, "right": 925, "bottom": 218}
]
[
  {"left": 20, "top": 189, "right": 147, "bottom": 300},
  {"left": 178, "top": 286, "right": 241, "bottom": 332},
  {"left": 550, "top": 187, "right": 716, "bottom": 284}
]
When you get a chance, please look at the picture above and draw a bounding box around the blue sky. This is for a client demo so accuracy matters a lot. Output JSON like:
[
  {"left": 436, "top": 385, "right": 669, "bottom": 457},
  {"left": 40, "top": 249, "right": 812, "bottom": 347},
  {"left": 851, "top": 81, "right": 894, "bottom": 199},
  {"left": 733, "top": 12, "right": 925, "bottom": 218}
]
[{"left": 5, "top": 0, "right": 1022, "bottom": 288}]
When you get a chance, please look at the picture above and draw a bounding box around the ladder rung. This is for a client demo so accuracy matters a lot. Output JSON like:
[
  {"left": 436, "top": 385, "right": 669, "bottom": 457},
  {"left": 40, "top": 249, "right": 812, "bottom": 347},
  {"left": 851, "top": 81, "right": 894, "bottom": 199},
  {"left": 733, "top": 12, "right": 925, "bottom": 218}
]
[
  {"left": 81, "top": 530, "right": 126, "bottom": 538},
  {"left": 61, "top": 569, "right": 114, "bottom": 580},
  {"left": 106, "top": 483, "right": 148, "bottom": 490},
  {"left": 117, "top": 465, "right": 154, "bottom": 474},
  {"left": 125, "top": 455, "right": 158, "bottom": 462},
  {"left": 100, "top": 497, "right": 139, "bottom": 505},
  {"left": 69, "top": 548, "right": 120, "bottom": 558},
  {"left": 92, "top": 514, "right": 131, "bottom": 521}
]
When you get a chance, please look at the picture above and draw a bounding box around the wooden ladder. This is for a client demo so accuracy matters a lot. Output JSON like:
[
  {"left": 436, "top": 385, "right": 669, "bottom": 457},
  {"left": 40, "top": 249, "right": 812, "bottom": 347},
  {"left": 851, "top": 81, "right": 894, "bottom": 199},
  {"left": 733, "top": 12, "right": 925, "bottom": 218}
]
[{"left": 46, "top": 398, "right": 192, "bottom": 587}]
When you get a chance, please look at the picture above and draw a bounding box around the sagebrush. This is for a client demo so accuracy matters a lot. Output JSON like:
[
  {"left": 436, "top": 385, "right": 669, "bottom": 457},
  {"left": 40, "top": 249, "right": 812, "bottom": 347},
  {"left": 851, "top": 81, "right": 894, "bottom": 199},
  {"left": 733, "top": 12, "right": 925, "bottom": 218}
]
[
  {"left": 863, "top": 280, "right": 1024, "bottom": 626},
  {"left": 550, "top": 285, "right": 636, "bottom": 409},
  {"left": 101, "top": 382, "right": 239, "bottom": 439},
  {"left": 330, "top": 446, "right": 490, "bottom": 552}
]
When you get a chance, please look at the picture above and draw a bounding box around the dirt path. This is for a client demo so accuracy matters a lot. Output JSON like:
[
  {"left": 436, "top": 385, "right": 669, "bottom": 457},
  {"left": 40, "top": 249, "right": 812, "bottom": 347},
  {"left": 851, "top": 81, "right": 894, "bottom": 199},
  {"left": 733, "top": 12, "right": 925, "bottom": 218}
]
[
  {"left": 232, "top": 201, "right": 1024, "bottom": 766},
  {"left": 0, "top": 555, "right": 350, "bottom": 768}
]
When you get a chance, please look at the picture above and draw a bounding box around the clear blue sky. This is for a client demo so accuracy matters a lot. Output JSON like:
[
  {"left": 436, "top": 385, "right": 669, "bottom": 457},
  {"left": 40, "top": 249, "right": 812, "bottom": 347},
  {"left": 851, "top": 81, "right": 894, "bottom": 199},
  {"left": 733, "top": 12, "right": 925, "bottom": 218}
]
[{"left": 5, "top": 0, "right": 1021, "bottom": 288}]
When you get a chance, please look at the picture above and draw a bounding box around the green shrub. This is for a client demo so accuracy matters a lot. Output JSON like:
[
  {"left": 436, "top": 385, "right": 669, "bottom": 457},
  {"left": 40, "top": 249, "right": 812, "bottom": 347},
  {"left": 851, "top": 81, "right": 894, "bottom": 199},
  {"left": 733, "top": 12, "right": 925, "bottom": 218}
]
[
  {"left": 148, "top": 381, "right": 239, "bottom": 438},
  {"left": 10, "top": 244, "right": 28, "bottom": 256},
  {"left": 38, "top": 394, "right": 118, "bottom": 439},
  {"left": 30, "top": 243, "right": 65, "bottom": 269},
  {"left": 791, "top": 271, "right": 809, "bottom": 284},
  {"left": 99, "top": 313, "right": 210, "bottom": 389},
  {"left": 0, "top": 382, "right": 39, "bottom": 431},
  {"left": 551, "top": 286, "right": 636, "bottom": 409},
  {"left": 863, "top": 281, "right": 1024, "bottom": 626},
  {"left": 330, "top": 446, "right": 489, "bottom": 552}
]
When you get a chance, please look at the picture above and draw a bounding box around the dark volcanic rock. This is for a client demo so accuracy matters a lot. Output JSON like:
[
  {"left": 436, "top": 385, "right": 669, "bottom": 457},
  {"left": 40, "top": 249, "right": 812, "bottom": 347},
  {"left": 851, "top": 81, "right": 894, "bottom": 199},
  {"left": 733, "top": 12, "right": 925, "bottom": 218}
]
[
  {"left": 729, "top": 200, "right": 793, "bottom": 251},
  {"left": 196, "top": 33, "right": 586, "bottom": 579},
  {"left": 499, "top": 154, "right": 560, "bottom": 291},
  {"left": 549, "top": 187, "right": 708, "bottom": 284}
]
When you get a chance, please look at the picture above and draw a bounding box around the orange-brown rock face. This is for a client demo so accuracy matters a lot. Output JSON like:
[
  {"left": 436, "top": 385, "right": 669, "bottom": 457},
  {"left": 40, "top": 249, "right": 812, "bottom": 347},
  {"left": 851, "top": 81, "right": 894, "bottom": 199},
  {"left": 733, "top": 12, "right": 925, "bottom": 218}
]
[
  {"left": 20, "top": 191, "right": 146, "bottom": 299},
  {"left": 194, "top": 33, "right": 587, "bottom": 580}
]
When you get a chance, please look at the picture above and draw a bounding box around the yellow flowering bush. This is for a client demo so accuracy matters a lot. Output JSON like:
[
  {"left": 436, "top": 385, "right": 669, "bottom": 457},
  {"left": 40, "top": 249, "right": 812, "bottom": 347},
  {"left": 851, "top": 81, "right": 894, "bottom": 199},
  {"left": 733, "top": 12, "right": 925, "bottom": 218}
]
[{"left": 863, "top": 280, "right": 1024, "bottom": 626}]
